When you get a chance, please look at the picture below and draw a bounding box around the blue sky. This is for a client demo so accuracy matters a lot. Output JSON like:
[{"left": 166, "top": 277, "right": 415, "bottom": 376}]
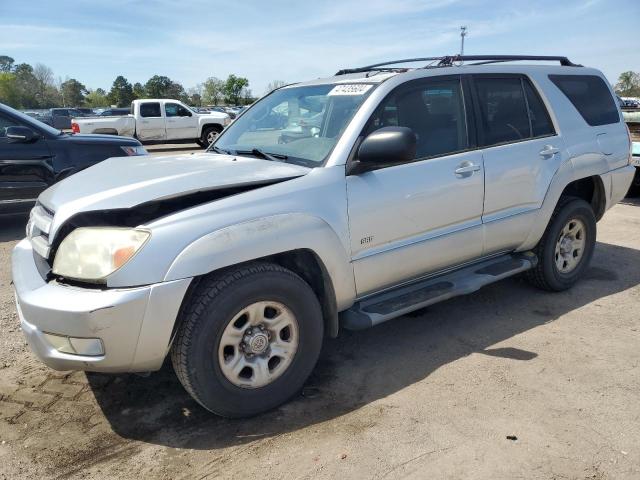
[{"left": 1, "top": 0, "right": 639, "bottom": 95}]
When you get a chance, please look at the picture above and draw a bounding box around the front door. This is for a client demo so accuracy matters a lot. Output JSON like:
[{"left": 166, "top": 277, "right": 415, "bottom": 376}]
[
  {"left": 0, "top": 112, "right": 52, "bottom": 212},
  {"left": 165, "top": 102, "right": 198, "bottom": 140},
  {"left": 346, "top": 76, "right": 485, "bottom": 296}
]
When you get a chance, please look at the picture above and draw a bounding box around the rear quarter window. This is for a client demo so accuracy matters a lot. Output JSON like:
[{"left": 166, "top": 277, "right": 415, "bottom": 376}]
[{"left": 549, "top": 74, "right": 619, "bottom": 126}]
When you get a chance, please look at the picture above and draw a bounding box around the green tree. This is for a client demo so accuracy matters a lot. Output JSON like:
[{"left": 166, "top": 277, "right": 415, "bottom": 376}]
[
  {"left": 84, "top": 88, "right": 109, "bottom": 108},
  {"left": 223, "top": 74, "right": 249, "bottom": 105},
  {"left": 13, "top": 63, "right": 39, "bottom": 108},
  {"left": 0, "top": 55, "right": 14, "bottom": 73},
  {"left": 143, "top": 75, "right": 185, "bottom": 100},
  {"left": 108, "top": 75, "right": 134, "bottom": 107},
  {"left": 615, "top": 71, "right": 640, "bottom": 97},
  {"left": 132, "top": 82, "right": 145, "bottom": 99},
  {"left": 0, "top": 72, "right": 19, "bottom": 107},
  {"left": 60, "top": 78, "right": 87, "bottom": 106},
  {"left": 33, "top": 63, "right": 60, "bottom": 107},
  {"left": 202, "top": 77, "right": 225, "bottom": 105}
]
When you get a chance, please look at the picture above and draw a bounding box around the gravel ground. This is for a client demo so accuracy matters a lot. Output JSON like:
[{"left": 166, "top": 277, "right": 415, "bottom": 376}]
[{"left": 0, "top": 196, "right": 638, "bottom": 480}]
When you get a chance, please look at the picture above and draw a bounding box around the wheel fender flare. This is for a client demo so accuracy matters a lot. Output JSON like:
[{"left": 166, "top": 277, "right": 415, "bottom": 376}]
[{"left": 163, "top": 213, "right": 356, "bottom": 311}]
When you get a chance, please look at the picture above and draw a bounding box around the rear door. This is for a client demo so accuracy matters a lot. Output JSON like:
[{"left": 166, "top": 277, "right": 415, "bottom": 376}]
[
  {"left": 0, "top": 112, "right": 53, "bottom": 211},
  {"left": 136, "top": 102, "right": 166, "bottom": 141},
  {"left": 471, "top": 74, "right": 562, "bottom": 254},
  {"left": 165, "top": 102, "right": 198, "bottom": 140}
]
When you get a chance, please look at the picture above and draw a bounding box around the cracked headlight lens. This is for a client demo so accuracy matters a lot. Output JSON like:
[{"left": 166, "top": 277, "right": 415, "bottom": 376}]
[{"left": 52, "top": 227, "right": 150, "bottom": 282}]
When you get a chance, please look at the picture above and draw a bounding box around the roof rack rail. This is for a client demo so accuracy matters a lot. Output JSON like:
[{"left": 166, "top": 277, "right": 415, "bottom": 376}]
[{"left": 335, "top": 55, "right": 582, "bottom": 75}]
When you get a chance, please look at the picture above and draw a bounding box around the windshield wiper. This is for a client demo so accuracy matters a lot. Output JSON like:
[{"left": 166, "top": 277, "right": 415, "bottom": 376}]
[
  {"left": 237, "top": 148, "right": 288, "bottom": 162},
  {"left": 209, "top": 145, "right": 233, "bottom": 155}
]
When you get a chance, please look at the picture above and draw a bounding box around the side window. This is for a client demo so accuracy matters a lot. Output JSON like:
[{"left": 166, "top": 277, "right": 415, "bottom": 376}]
[
  {"left": 523, "top": 80, "right": 554, "bottom": 137},
  {"left": 474, "top": 78, "right": 531, "bottom": 146},
  {"left": 177, "top": 105, "right": 191, "bottom": 116},
  {"left": 549, "top": 74, "right": 619, "bottom": 126},
  {"left": 140, "top": 102, "right": 162, "bottom": 118},
  {"left": 0, "top": 113, "right": 23, "bottom": 138},
  {"left": 165, "top": 103, "right": 179, "bottom": 117},
  {"left": 366, "top": 78, "right": 468, "bottom": 160}
]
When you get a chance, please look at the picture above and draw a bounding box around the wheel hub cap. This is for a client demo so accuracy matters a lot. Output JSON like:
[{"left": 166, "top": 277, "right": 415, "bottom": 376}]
[
  {"left": 218, "top": 301, "right": 299, "bottom": 389},
  {"left": 555, "top": 218, "right": 586, "bottom": 274}
]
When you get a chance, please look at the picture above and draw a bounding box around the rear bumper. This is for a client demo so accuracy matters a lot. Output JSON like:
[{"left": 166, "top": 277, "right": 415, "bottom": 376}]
[
  {"left": 12, "top": 238, "right": 191, "bottom": 373},
  {"left": 603, "top": 165, "right": 636, "bottom": 208}
]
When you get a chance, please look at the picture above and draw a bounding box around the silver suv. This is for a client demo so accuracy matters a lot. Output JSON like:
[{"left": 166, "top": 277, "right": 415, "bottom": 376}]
[{"left": 12, "top": 55, "right": 635, "bottom": 417}]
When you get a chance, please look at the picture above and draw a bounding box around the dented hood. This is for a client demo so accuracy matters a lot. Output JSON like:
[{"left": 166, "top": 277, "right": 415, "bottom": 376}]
[{"left": 41, "top": 153, "right": 310, "bottom": 231}]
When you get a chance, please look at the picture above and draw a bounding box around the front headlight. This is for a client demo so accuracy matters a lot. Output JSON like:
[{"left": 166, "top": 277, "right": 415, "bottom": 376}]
[
  {"left": 52, "top": 228, "right": 150, "bottom": 282},
  {"left": 120, "top": 145, "right": 148, "bottom": 156}
]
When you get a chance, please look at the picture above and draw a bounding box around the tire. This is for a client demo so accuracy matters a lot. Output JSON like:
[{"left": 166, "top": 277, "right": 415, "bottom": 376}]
[
  {"left": 525, "top": 196, "right": 596, "bottom": 292},
  {"left": 626, "top": 167, "right": 640, "bottom": 197},
  {"left": 199, "top": 125, "right": 222, "bottom": 148},
  {"left": 171, "top": 262, "right": 323, "bottom": 417}
]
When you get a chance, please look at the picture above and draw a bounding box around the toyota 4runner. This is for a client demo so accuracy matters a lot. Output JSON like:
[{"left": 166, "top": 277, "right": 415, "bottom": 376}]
[{"left": 12, "top": 55, "right": 635, "bottom": 417}]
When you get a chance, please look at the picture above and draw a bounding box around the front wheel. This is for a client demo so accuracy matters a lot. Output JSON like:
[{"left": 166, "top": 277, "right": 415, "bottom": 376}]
[
  {"left": 525, "top": 197, "right": 596, "bottom": 291},
  {"left": 171, "top": 263, "right": 323, "bottom": 417},
  {"left": 199, "top": 126, "right": 222, "bottom": 148}
]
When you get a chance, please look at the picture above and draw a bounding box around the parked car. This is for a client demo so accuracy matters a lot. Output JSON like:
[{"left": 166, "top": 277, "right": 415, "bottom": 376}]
[
  {"left": 0, "top": 102, "right": 147, "bottom": 214},
  {"left": 71, "top": 99, "right": 231, "bottom": 147},
  {"left": 624, "top": 110, "right": 640, "bottom": 195},
  {"left": 12, "top": 55, "right": 634, "bottom": 418},
  {"left": 620, "top": 97, "right": 640, "bottom": 110},
  {"left": 74, "top": 108, "right": 96, "bottom": 115},
  {"left": 98, "top": 108, "right": 131, "bottom": 117},
  {"left": 40, "top": 108, "right": 89, "bottom": 130}
]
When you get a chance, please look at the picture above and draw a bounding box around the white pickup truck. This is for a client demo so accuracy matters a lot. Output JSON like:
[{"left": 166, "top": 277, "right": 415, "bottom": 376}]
[{"left": 71, "top": 99, "right": 231, "bottom": 147}]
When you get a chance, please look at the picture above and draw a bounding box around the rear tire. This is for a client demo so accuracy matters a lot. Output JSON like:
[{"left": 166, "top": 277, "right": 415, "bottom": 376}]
[
  {"left": 626, "top": 167, "right": 640, "bottom": 197},
  {"left": 171, "top": 262, "right": 323, "bottom": 418},
  {"left": 525, "top": 197, "right": 596, "bottom": 291}
]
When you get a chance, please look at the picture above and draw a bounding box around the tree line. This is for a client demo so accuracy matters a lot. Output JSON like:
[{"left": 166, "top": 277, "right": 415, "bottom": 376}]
[{"left": 0, "top": 54, "right": 260, "bottom": 109}]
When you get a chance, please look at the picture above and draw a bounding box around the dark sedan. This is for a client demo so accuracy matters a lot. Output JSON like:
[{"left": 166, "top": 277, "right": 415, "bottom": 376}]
[{"left": 0, "top": 102, "right": 147, "bottom": 214}]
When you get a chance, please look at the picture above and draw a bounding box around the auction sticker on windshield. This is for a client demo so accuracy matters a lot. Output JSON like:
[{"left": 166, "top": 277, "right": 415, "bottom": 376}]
[{"left": 328, "top": 84, "right": 374, "bottom": 96}]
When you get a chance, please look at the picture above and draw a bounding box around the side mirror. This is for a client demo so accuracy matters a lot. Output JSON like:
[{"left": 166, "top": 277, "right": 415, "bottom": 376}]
[
  {"left": 350, "top": 126, "right": 417, "bottom": 174},
  {"left": 6, "top": 126, "right": 39, "bottom": 143}
]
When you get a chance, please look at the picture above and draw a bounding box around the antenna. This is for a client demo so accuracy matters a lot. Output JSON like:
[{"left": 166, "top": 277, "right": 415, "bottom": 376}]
[{"left": 460, "top": 26, "right": 468, "bottom": 56}]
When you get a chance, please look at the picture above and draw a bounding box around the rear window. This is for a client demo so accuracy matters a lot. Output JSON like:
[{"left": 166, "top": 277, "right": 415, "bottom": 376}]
[
  {"left": 549, "top": 75, "right": 619, "bottom": 126},
  {"left": 140, "top": 102, "right": 162, "bottom": 118}
]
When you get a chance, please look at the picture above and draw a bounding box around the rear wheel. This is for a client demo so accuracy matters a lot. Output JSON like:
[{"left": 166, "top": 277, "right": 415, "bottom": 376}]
[
  {"left": 525, "top": 197, "right": 596, "bottom": 291},
  {"left": 171, "top": 263, "right": 323, "bottom": 417},
  {"left": 199, "top": 125, "right": 222, "bottom": 148},
  {"left": 627, "top": 167, "right": 640, "bottom": 197}
]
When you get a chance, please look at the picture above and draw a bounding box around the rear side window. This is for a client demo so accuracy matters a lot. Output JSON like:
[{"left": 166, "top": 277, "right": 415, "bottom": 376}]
[
  {"left": 140, "top": 102, "right": 161, "bottom": 118},
  {"left": 474, "top": 78, "right": 531, "bottom": 146},
  {"left": 549, "top": 75, "right": 619, "bottom": 126}
]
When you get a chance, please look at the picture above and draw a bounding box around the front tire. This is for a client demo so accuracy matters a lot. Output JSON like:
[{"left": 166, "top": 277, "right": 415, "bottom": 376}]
[
  {"left": 171, "top": 263, "right": 323, "bottom": 417},
  {"left": 525, "top": 197, "right": 596, "bottom": 291},
  {"left": 199, "top": 125, "right": 222, "bottom": 148}
]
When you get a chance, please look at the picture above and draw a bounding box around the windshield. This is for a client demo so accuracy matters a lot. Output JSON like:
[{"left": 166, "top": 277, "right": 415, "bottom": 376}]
[
  {"left": 213, "top": 83, "right": 375, "bottom": 167},
  {"left": 2, "top": 104, "right": 63, "bottom": 136}
]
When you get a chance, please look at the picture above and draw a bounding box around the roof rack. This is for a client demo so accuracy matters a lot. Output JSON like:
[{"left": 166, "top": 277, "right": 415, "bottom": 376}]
[{"left": 335, "top": 55, "right": 582, "bottom": 75}]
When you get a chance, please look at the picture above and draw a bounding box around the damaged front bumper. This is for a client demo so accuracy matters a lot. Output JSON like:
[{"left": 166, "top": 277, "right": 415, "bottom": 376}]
[{"left": 12, "top": 238, "right": 191, "bottom": 373}]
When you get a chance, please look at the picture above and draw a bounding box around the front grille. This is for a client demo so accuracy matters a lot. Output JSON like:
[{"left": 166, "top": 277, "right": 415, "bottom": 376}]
[{"left": 27, "top": 204, "right": 54, "bottom": 259}]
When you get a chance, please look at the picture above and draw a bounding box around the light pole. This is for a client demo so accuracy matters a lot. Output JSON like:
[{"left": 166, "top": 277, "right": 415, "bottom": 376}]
[{"left": 460, "top": 26, "right": 467, "bottom": 56}]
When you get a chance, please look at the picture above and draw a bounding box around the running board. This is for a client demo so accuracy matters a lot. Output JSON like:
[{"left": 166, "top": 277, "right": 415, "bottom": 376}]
[{"left": 340, "top": 253, "right": 537, "bottom": 330}]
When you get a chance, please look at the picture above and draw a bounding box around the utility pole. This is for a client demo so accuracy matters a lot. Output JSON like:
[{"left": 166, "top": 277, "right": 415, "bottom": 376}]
[{"left": 460, "top": 26, "right": 468, "bottom": 56}]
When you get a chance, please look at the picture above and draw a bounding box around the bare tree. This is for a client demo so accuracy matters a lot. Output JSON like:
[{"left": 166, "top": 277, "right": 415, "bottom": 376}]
[{"left": 265, "top": 80, "right": 286, "bottom": 95}]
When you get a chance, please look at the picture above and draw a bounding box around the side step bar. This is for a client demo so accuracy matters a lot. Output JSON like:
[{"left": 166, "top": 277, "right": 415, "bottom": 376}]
[{"left": 340, "top": 253, "right": 537, "bottom": 330}]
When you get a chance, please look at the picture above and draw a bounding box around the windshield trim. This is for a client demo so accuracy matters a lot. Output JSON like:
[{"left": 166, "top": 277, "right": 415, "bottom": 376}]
[{"left": 211, "top": 81, "right": 379, "bottom": 168}]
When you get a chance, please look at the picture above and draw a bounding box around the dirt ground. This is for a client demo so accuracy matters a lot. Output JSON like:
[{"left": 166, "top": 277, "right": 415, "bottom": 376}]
[{"left": 0, "top": 194, "right": 639, "bottom": 479}]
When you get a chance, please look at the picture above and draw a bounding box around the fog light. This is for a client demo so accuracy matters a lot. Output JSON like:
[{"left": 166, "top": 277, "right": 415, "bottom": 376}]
[{"left": 43, "top": 333, "right": 104, "bottom": 356}]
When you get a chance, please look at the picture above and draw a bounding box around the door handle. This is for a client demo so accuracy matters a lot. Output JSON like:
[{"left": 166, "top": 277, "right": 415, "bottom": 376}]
[
  {"left": 539, "top": 145, "right": 559, "bottom": 157},
  {"left": 454, "top": 162, "right": 481, "bottom": 176}
]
